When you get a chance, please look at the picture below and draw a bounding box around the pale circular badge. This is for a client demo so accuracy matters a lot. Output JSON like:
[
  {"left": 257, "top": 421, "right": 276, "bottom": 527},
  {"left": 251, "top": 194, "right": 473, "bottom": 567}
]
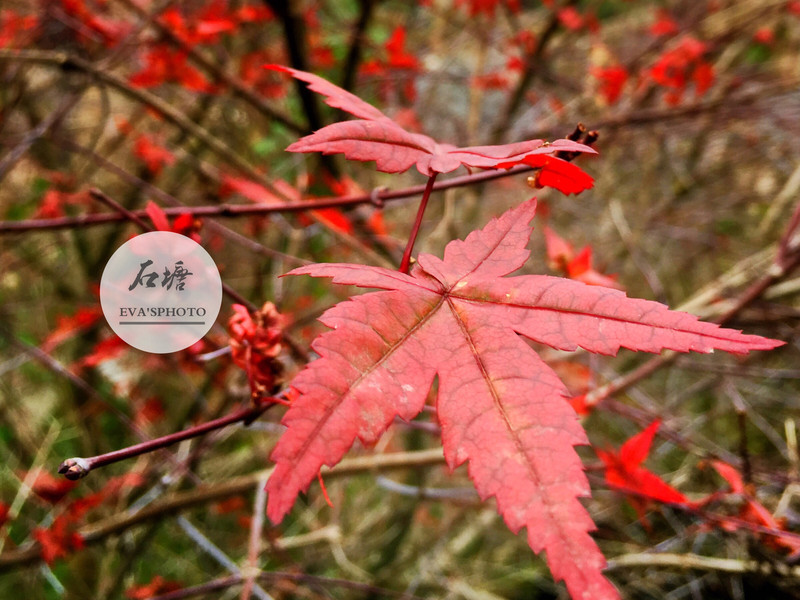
[{"left": 100, "top": 231, "right": 222, "bottom": 354}]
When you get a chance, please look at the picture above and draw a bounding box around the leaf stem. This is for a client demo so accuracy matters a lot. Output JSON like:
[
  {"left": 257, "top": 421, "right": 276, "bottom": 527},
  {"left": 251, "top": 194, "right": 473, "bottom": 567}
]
[
  {"left": 57, "top": 398, "right": 278, "bottom": 480},
  {"left": 399, "top": 173, "right": 438, "bottom": 274}
]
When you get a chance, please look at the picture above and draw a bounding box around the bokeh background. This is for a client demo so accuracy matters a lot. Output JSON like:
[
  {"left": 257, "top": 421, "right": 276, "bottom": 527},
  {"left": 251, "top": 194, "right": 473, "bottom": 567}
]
[{"left": 1, "top": 1, "right": 799, "bottom": 598}]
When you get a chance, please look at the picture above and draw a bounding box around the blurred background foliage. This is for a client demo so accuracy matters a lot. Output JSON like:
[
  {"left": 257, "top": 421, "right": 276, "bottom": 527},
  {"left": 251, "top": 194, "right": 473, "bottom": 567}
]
[{"left": 1, "top": 0, "right": 799, "bottom": 598}]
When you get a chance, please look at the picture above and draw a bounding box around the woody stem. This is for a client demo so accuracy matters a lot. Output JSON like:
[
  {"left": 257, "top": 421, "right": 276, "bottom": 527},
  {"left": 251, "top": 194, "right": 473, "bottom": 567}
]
[
  {"left": 57, "top": 397, "right": 278, "bottom": 480},
  {"left": 399, "top": 173, "right": 438, "bottom": 274}
]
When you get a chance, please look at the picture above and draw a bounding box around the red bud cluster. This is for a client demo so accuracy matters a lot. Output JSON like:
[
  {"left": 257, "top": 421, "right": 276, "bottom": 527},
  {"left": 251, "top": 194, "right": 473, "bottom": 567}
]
[{"left": 228, "top": 302, "right": 285, "bottom": 399}]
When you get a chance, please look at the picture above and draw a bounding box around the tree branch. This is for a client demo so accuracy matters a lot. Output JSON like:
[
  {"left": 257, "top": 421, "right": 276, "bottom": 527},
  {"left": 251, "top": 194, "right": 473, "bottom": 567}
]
[
  {"left": 0, "top": 165, "right": 535, "bottom": 234},
  {"left": 0, "top": 449, "right": 446, "bottom": 572},
  {"left": 58, "top": 397, "right": 279, "bottom": 480}
]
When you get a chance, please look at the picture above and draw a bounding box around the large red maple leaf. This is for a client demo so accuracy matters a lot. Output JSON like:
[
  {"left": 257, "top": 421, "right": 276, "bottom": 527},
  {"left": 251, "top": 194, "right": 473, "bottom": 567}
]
[
  {"left": 267, "top": 199, "right": 782, "bottom": 600},
  {"left": 264, "top": 65, "right": 595, "bottom": 191}
]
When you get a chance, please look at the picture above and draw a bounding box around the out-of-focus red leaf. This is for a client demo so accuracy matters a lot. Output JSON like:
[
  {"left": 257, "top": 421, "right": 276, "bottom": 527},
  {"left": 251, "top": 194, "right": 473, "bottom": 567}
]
[
  {"left": 219, "top": 175, "right": 283, "bottom": 205},
  {"left": 592, "top": 65, "right": 628, "bottom": 105},
  {"left": 753, "top": 27, "right": 775, "bottom": 45},
  {"left": 649, "top": 9, "right": 679, "bottom": 36},
  {"left": 0, "top": 10, "right": 38, "bottom": 48},
  {"left": 269, "top": 199, "right": 781, "bottom": 599},
  {"left": 126, "top": 576, "right": 182, "bottom": 599},
  {"left": 135, "top": 397, "right": 166, "bottom": 429},
  {"left": 59, "top": 0, "right": 129, "bottom": 47},
  {"left": 74, "top": 335, "right": 127, "bottom": 369},
  {"left": 567, "top": 246, "right": 623, "bottom": 290},
  {"left": 385, "top": 26, "right": 419, "bottom": 71},
  {"left": 619, "top": 420, "right": 660, "bottom": 467},
  {"left": 454, "top": 0, "right": 520, "bottom": 18},
  {"left": 145, "top": 200, "right": 171, "bottom": 232},
  {"left": 28, "top": 470, "right": 78, "bottom": 505},
  {"left": 235, "top": 5, "right": 273, "bottom": 23},
  {"left": 650, "top": 36, "right": 714, "bottom": 104},
  {"left": 544, "top": 226, "right": 574, "bottom": 271},
  {"left": 472, "top": 72, "right": 510, "bottom": 90},
  {"left": 710, "top": 460, "right": 745, "bottom": 493},
  {"left": 130, "top": 46, "right": 213, "bottom": 93},
  {"left": 42, "top": 306, "right": 103, "bottom": 353},
  {"left": 34, "top": 189, "right": 85, "bottom": 219},
  {"left": 134, "top": 136, "right": 175, "bottom": 176},
  {"left": 692, "top": 62, "right": 714, "bottom": 96},
  {"left": 0, "top": 502, "right": 9, "bottom": 528},
  {"left": 558, "top": 7, "right": 584, "bottom": 30},
  {"left": 34, "top": 514, "right": 84, "bottom": 564},
  {"left": 710, "top": 461, "right": 800, "bottom": 557},
  {"left": 213, "top": 496, "right": 247, "bottom": 514},
  {"left": 309, "top": 208, "right": 354, "bottom": 235}
]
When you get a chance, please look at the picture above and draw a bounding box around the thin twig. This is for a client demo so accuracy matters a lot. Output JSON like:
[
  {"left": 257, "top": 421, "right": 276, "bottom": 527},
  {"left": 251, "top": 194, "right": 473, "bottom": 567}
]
[
  {"left": 0, "top": 165, "right": 535, "bottom": 234},
  {"left": 0, "top": 449, "right": 446, "bottom": 571},
  {"left": 0, "top": 91, "right": 83, "bottom": 183},
  {"left": 58, "top": 398, "right": 278, "bottom": 480},
  {"left": 149, "top": 571, "right": 425, "bottom": 600},
  {"left": 489, "top": 3, "right": 569, "bottom": 143},
  {"left": 0, "top": 49, "right": 274, "bottom": 191},
  {"left": 87, "top": 188, "right": 256, "bottom": 311},
  {"left": 607, "top": 552, "right": 800, "bottom": 577},
  {"left": 241, "top": 474, "right": 269, "bottom": 600}
]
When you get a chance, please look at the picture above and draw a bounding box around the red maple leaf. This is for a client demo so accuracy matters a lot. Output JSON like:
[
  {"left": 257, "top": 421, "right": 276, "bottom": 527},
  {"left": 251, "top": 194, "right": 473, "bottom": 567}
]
[
  {"left": 596, "top": 421, "right": 688, "bottom": 521},
  {"left": 267, "top": 199, "right": 782, "bottom": 600},
  {"left": 264, "top": 65, "right": 595, "bottom": 190}
]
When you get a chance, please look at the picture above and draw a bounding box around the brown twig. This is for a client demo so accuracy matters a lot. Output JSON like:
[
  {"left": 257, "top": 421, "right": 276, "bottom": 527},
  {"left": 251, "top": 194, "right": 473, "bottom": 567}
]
[
  {"left": 58, "top": 397, "right": 279, "bottom": 480},
  {"left": 263, "top": 1, "right": 324, "bottom": 135},
  {"left": 339, "top": 0, "right": 378, "bottom": 93}
]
